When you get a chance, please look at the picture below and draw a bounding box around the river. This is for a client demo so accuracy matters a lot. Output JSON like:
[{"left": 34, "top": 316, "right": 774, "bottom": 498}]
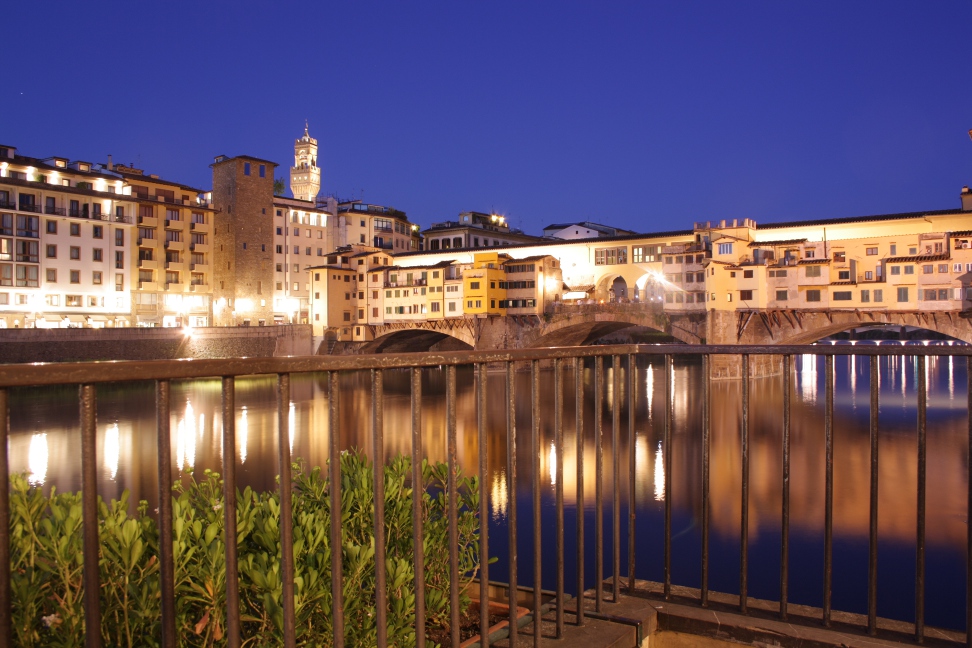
[{"left": 6, "top": 343, "right": 970, "bottom": 631}]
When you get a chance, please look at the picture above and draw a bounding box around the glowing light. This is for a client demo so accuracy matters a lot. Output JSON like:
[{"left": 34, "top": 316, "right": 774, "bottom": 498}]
[
  {"left": 239, "top": 407, "right": 248, "bottom": 463},
  {"left": 549, "top": 442, "right": 557, "bottom": 486},
  {"left": 28, "top": 433, "right": 49, "bottom": 485},
  {"left": 491, "top": 470, "right": 509, "bottom": 521},
  {"left": 800, "top": 354, "right": 817, "bottom": 402},
  {"left": 104, "top": 423, "right": 120, "bottom": 479},
  {"left": 176, "top": 401, "right": 197, "bottom": 471},
  {"left": 644, "top": 364, "right": 654, "bottom": 418},
  {"left": 235, "top": 298, "right": 253, "bottom": 314},
  {"left": 288, "top": 401, "right": 296, "bottom": 453},
  {"left": 653, "top": 441, "right": 665, "bottom": 502}
]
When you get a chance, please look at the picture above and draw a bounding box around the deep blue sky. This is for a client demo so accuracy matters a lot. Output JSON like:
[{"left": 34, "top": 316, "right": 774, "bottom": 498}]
[{"left": 4, "top": 2, "right": 971, "bottom": 234}]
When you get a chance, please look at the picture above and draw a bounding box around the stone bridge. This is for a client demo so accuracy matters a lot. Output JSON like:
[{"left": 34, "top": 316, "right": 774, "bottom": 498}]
[{"left": 342, "top": 305, "right": 972, "bottom": 378}]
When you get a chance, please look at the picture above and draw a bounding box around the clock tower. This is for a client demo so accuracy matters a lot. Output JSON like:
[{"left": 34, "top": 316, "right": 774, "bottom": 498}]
[{"left": 290, "top": 122, "right": 321, "bottom": 201}]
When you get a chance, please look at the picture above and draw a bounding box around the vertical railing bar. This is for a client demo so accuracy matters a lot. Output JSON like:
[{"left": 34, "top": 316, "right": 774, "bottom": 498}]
[
  {"left": 221, "top": 377, "right": 241, "bottom": 648},
  {"left": 780, "top": 355, "right": 791, "bottom": 621},
  {"left": 627, "top": 354, "right": 636, "bottom": 594},
  {"left": 411, "top": 367, "right": 426, "bottom": 648},
  {"left": 701, "top": 354, "right": 711, "bottom": 608},
  {"left": 328, "top": 371, "right": 345, "bottom": 648},
  {"left": 612, "top": 355, "right": 621, "bottom": 603},
  {"left": 823, "top": 355, "right": 835, "bottom": 627},
  {"left": 554, "top": 358, "right": 565, "bottom": 637},
  {"left": 80, "top": 384, "right": 102, "bottom": 648},
  {"left": 740, "top": 354, "right": 750, "bottom": 615},
  {"left": 156, "top": 380, "right": 177, "bottom": 648},
  {"left": 663, "top": 354, "right": 673, "bottom": 601},
  {"left": 447, "top": 364, "right": 460, "bottom": 648},
  {"left": 532, "top": 359, "right": 543, "bottom": 648},
  {"left": 867, "top": 357, "right": 881, "bottom": 635},
  {"left": 277, "top": 374, "right": 297, "bottom": 648},
  {"left": 0, "top": 388, "right": 9, "bottom": 647},
  {"left": 967, "top": 356, "right": 972, "bottom": 648},
  {"left": 575, "top": 357, "right": 585, "bottom": 626},
  {"left": 477, "top": 363, "right": 491, "bottom": 646},
  {"left": 916, "top": 356, "right": 926, "bottom": 644},
  {"left": 507, "top": 361, "right": 519, "bottom": 646},
  {"left": 595, "top": 355, "right": 604, "bottom": 612},
  {"left": 372, "top": 369, "right": 388, "bottom": 648}
]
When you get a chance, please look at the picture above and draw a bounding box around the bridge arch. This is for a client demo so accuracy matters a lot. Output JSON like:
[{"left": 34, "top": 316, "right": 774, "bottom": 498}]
[
  {"left": 530, "top": 307, "right": 703, "bottom": 347},
  {"left": 747, "top": 310, "right": 972, "bottom": 346},
  {"left": 358, "top": 328, "right": 474, "bottom": 353}
]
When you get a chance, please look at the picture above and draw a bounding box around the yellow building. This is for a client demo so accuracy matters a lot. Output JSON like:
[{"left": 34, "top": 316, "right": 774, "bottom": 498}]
[{"left": 462, "top": 252, "right": 509, "bottom": 316}]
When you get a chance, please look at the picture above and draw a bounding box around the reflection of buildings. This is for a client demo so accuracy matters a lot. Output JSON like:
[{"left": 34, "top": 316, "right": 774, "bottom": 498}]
[{"left": 6, "top": 360, "right": 969, "bottom": 552}]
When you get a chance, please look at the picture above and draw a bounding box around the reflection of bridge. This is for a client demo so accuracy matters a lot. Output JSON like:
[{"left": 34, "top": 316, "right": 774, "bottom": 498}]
[{"left": 348, "top": 303, "right": 972, "bottom": 357}]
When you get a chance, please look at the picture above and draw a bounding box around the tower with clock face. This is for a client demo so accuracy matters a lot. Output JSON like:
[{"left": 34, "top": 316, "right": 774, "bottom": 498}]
[{"left": 290, "top": 122, "right": 321, "bottom": 201}]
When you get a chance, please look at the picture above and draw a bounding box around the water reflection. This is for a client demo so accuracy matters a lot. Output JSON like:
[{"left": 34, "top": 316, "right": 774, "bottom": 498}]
[
  {"left": 6, "top": 353, "right": 971, "bottom": 630},
  {"left": 28, "top": 433, "right": 47, "bottom": 485}
]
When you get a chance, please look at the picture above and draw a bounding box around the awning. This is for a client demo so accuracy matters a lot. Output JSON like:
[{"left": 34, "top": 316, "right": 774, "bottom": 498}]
[
  {"left": 565, "top": 284, "right": 594, "bottom": 293},
  {"left": 136, "top": 315, "right": 159, "bottom": 323},
  {"left": 87, "top": 315, "right": 109, "bottom": 322},
  {"left": 64, "top": 315, "right": 87, "bottom": 324}
]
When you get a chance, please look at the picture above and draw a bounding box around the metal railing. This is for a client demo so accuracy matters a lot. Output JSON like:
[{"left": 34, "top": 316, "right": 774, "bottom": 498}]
[{"left": 0, "top": 344, "right": 970, "bottom": 647}]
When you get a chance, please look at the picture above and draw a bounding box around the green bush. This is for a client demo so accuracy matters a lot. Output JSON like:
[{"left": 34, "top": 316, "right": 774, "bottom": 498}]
[{"left": 8, "top": 451, "right": 483, "bottom": 647}]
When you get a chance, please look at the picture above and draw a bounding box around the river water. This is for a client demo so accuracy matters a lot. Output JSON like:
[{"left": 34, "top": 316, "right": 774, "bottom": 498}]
[{"left": 6, "top": 344, "right": 970, "bottom": 631}]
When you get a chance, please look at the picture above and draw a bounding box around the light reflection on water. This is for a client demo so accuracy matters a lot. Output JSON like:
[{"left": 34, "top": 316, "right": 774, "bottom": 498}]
[{"left": 5, "top": 349, "right": 971, "bottom": 631}]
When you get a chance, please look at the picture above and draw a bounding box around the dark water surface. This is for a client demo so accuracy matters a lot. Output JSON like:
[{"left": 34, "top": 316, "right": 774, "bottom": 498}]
[{"left": 7, "top": 347, "right": 969, "bottom": 631}]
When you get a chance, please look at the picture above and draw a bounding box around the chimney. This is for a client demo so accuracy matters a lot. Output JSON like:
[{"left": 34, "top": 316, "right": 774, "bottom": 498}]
[
  {"left": 962, "top": 186, "right": 972, "bottom": 212},
  {"left": 107, "top": 154, "right": 113, "bottom": 170}
]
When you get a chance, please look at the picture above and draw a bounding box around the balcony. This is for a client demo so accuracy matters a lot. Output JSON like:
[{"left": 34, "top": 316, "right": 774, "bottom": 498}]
[
  {"left": 137, "top": 281, "right": 159, "bottom": 291},
  {"left": 164, "top": 240, "right": 185, "bottom": 251},
  {"left": 138, "top": 215, "right": 159, "bottom": 227},
  {"left": 137, "top": 258, "right": 158, "bottom": 270},
  {"left": 43, "top": 206, "right": 66, "bottom": 216},
  {"left": 17, "top": 203, "right": 42, "bottom": 213},
  {"left": 0, "top": 200, "right": 15, "bottom": 209},
  {"left": 189, "top": 243, "right": 210, "bottom": 253}
]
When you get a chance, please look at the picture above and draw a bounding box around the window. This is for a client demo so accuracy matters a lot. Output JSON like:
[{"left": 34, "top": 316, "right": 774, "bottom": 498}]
[
  {"left": 93, "top": 248, "right": 102, "bottom": 262},
  {"left": 70, "top": 222, "right": 80, "bottom": 236},
  {"left": 66, "top": 295, "right": 82, "bottom": 307},
  {"left": 874, "top": 289, "right": 883, "bottom": 302},
  {"left": 470, "top": 281, "right": 480, "bottom": 290},
  {"left": 93, "top": 271, "right": 102, "bottom": 285},
  {"left": 890, "top": 244, "right": 897, "bottom": 255},
  {"left": 833, "top": 291, "right": 852, "bottom": 301},
  {"left": 115, "top": 229, "right": 124, "bottom": 246},
  {"left": 909, "top": 247, "right": 917, "bottom": 255},
  {"left": 775, "top": 290, "right": 787, "bottom": 301},
  {"left": 594, "top": 247, "right": 628, "bottom": 265},
  {"left": 891, "top": 266, "right": 900, "bottom": 275},
  {"left": 244, "top": 162, "right": 251, "bottom": 176},
  {"left": 904, "top": 265, "right": 914, "bottom": 275},
  {"left": 897, "top": 287, "right": 909, "bottom": 302},
  {"left": 46, "top": 220, "right": 57, "bottom": 234},
  {"left": 259, "top": 164, "right": 266, "bottom": 178},
  {"left": 448, "top": 302, "right": 456, "bottom": 312},
  {"left": 860, "top": 290, "right": 870, "bottom": 303},
  {"left": 865, "top": 271, "right": 873, "bottom": 280},
  {"left": 46, "top": 269, "right": 56, "bottom": 283},
  {"left": 804, "top": 250, "right": 815, "bottom": 259},
  {"left": 70, "top": 246, "right": 80, "bottom": 260},
  {"left": 833, "top": 251, "right": 846, "bottom": 263},
  {"left": 922, "top": 265, "right": 933, "bottom": 274},
  {"left": 866, "top": 247, "right": 878, "bottom": 255},
  {"left": 70, "top": 270, "right": 80, "bottom": 284},
  {"left": 838, "top": 270, "right": 850, "bottom": 280},
  {"left": 939, "top": 264, "right": 949, "bottom": 273},
  {"left": 740, "top": 290, "right": 753, "bottom": 300},
  {"left": 46, "top": 244, "right": 56, "bottom": 258},
  {"left": 718, "top": 243, "right": 733, "bottom": 255},
  {"left": 806, "top": 290, "right": 821, "bottom": 302},
  {"left": 955, "top": 263, "right": 963, "bottom": 273},
  {"left": 115, "top": 251, "right": 124, "bottom": 269},
  {"left": 805, "top": 265, "right": 821, "bottom": 277}
]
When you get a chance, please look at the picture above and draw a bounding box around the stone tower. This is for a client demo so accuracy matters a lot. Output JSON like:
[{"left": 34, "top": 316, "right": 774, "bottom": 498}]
[{"left": 290, "top": 122, "right": 321, "bottom": 202}]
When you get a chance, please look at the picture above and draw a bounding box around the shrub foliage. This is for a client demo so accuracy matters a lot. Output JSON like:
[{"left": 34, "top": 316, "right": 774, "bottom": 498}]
[{"left": 8, "top": 451, "right": 482, "bottom": 647}]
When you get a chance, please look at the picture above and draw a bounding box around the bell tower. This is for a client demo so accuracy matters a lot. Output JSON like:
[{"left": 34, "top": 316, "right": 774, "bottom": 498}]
[{"left": 290, "top": 121, "right": 321, "bottom": 201}]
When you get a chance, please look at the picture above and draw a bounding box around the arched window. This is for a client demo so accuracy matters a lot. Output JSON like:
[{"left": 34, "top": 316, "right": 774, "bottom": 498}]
[{"left": 453, "top": 237, "right": 463, "bottom": 248}]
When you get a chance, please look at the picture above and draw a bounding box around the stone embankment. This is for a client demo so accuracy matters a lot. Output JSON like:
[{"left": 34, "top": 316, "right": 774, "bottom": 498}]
[{"left": 0, "top": 325, "right": 313, "bottom": 363}]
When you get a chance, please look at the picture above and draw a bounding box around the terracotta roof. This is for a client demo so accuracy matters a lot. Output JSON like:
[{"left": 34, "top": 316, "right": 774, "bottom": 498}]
[
  {"left": 885, "top": 254, "right": 949, "bottom": 263},
  {"left": 749, "top": 238, "right": 807, "bottom": 247},
  {"left": 798, "top": 258, "right": 831, "bottom": 265},
  {"left": 829, "top": 281, "right": 857, "bottom": 286}
]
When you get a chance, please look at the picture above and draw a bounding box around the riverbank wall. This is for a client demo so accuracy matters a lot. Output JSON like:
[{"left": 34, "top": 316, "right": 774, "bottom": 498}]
[{"left": 0, "top": 325, "right": 314, "bottom": 363}]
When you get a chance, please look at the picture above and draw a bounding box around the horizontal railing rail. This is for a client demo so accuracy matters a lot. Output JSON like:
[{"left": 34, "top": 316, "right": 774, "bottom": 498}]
[{"left": 1, "top": 343, "right": 970, "bottom": 647}]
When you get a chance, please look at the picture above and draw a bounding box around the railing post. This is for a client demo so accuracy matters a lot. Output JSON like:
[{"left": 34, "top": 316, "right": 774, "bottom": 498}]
[
  {"left": 156, "top": 380, "right": 177, "bottom": 648},
  {"left": 507, "top": 361, "right": 520, "bottom": 645},
  {"left": 328, "top": 371, "right": 345, "bottom": 647},
  {"left": 411, "top": 368, "right": 426, "bottom": 648},
  {"left": 277, "top": 374, "right": 296, "bottom": 648},
  {"left": 80, "top": 384, "right": 102, "bottom": 648},
  {"left": 221, "top": 377, "right": 241, "bottom": 648},
  {"left": 0, "top": 388, "right": 11, "bottom": 646},
  {"left": 372, "top": 369, "right": 388, "bottom": 647},
  {"left": 739, "top": 355, "right": 750, "bottom": 615}
]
